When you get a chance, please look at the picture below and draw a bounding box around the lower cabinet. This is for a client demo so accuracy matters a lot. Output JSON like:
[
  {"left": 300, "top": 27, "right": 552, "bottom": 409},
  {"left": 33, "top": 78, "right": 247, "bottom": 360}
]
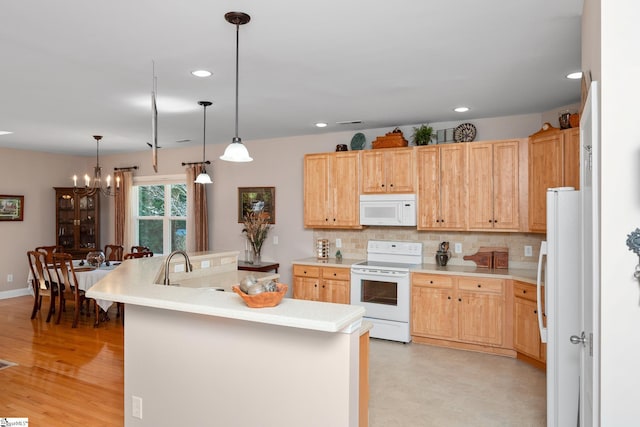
[
  {"left": 292, "top": 265, "right": 350, "bottom": 304},
  {"left": 513, "top": 281, "right": 546, "bottom": 368},
  {"left": 411, "top": 273, "right": 511, "bottom": 354}
]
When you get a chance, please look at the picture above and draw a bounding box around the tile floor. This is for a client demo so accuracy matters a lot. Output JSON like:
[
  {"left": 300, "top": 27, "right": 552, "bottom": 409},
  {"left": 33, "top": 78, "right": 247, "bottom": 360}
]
[{"left": 368, "top": 339, "right": 546, "bottom": 426}]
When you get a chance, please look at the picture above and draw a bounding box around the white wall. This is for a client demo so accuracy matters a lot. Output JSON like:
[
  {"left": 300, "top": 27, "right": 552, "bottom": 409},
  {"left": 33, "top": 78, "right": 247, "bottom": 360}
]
[{"left": 596, "top": 0, "right": 640, "bottom": 424}]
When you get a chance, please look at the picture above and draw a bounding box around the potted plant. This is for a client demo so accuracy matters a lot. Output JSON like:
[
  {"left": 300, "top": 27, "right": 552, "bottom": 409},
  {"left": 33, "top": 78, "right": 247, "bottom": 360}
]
[
  {"left": 242, "top": 209, "right": 271, "bottom": 264},
  {"left": 412, "top": 124, "right": 434, "bottom": 146}
]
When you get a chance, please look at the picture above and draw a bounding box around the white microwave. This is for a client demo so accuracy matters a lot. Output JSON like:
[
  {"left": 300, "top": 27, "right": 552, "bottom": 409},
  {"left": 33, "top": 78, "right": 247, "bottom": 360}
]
[{"left": 359, "top": 194, "right": 417, "bottom": 226}]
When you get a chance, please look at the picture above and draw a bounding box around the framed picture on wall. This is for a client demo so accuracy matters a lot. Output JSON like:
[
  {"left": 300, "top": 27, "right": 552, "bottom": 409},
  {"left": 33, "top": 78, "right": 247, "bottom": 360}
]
[
  {"left": 0, "top": 195, "right": 24, "bottom": 221},
  {"left": 237, "top": 187, "right": 275, "bottom": 224}
]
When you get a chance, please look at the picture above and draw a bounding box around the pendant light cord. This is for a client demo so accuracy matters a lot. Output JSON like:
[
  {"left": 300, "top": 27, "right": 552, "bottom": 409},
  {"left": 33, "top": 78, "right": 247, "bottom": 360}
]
[
  {"left": 234, "top": 23, "right": 240, "bottom": 140},
  {"left": 202, "top": 103, "right": 207, "bottom": 163}
]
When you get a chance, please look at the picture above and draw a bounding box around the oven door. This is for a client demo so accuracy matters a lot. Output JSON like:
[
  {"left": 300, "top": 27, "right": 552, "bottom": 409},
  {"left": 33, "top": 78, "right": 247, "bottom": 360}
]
[{"left": 350, "top": 269, "right": 410, "bottom": 323}]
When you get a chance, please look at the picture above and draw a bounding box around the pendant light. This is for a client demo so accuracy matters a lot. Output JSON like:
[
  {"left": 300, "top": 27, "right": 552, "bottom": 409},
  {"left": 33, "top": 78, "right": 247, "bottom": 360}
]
[
  {"left": 73, "top": 135, "right": 120, "bottom": 196},
  {"left": 220, "top": 11, "right": 253, "bottom": 163},
  {"left": 195, "top": 101, "right": 213, "bottom": 184}
]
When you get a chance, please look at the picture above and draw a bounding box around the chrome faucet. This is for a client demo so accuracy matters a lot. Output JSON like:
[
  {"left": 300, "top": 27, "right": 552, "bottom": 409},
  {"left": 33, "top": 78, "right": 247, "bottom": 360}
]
[{"left": 164, "top": 250, "right": 193, "bottom": 286}]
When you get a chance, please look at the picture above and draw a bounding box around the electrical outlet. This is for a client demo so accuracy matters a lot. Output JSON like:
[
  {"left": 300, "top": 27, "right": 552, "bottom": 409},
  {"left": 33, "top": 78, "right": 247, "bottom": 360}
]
[
  {"left": 174, "top": 263, "right": 185, "bottom": 272},
  {"left": 454, "top": 243, "right": 462, "bottom": 254},
  {"left": 132, "top": 396, "right": 143, "bottom": 419},
  {"left": 7, "top": 274, "right": 13, "bottom": 283},
  {"left": 525, "top": 245, "right": 533, "bottom": 257},
  {"left": 336, "top": 238, "right": 342, "bottom": 248},
  {"left": 201, "top": 260, "right": 210, "bottom": 268},
  {"left": 273, "top": 235, "right": 279, "bottom": 245}
]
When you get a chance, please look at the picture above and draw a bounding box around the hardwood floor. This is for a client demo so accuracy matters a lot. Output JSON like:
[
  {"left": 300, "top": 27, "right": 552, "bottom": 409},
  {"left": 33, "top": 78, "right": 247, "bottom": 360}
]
[{"left": 0, "top": 295, "right": 124, "bottom": 426}]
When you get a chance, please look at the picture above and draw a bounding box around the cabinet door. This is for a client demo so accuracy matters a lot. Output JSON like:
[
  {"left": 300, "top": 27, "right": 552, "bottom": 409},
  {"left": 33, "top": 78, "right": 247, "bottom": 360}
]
[
  {"left": 77, "top": 192, "right": 99, "bottom": 251},
  {"left": 467, "top": 143, "right": 494, "bottom": 229},
  {"left": 514, "top": 297, "right": 542, "bottom": 359},
  {"left": 304, "top": 154, "right": 330, "bottom": 227},
  {"left": 293, "top": 276, "right": 319, "bottom": 301},
  {"left": 439, "top": 144, "right": 467, "bottom": 229},
  {"left": 563, "top": 127, "right": 580, "bottom": 190},
  {"left": 411, "top": 285, "right": 456, "bottom": 339},
  {"left": 416, "top": 147, "right": 440, "bottom": 229},
  {"left": 56, "top": 189, "right": 76, "bottom": 251},
  {"left": 457, "top": 291, "right": 504, "bottom": 346},
  {"left": 331, "top": 152, "right": 360, "bottom": 227},
  {"left": 387, "top": 148, "right": 415, "bottom": 193},
  {"left": 321, "top": 279, "right": 350, "bottom": 304},
  {"left": 492, "top": 141, "right": 520, "bottom": 230},
  {"left": 360, "top": 150, "right": 386, "bottom": 193},
  {"left": 528, "top": 131, "right": 563, "bottom": 232}
]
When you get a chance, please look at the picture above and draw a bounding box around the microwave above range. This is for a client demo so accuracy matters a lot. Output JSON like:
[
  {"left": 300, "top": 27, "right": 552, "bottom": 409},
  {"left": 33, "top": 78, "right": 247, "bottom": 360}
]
[{"left": 359, "top": 194, "right": 417, "bottom": 227}]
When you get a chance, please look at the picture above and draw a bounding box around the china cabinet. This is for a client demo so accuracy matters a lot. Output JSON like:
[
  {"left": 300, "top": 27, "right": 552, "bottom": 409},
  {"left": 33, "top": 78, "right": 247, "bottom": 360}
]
[{"left": 54, "top": 187, "right": 100, "bottom": 259}]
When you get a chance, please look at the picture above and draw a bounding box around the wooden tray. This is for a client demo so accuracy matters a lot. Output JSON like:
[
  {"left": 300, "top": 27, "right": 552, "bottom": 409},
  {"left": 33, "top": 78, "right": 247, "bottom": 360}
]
[{"left": 232, "top": 283, "right": 288, "bottom": 308}]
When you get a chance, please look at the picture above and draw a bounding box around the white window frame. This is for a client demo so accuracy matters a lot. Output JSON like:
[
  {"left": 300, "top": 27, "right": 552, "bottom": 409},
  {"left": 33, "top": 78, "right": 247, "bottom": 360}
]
[{"left": 131, "top": 174, "right": 187, "bottom": 256}]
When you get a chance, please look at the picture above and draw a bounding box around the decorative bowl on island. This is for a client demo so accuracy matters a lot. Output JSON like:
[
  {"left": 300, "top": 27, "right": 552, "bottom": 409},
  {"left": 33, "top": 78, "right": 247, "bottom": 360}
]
[{"left": 232, "top": 283, "right": 288, "bottom": 308}]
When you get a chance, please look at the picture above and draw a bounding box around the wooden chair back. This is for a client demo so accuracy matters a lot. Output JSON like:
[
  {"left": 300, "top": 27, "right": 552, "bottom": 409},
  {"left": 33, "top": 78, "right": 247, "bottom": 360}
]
[
  {"left": 130, "top": 246, "right": 150, "bottom": 253},
  {"left": 27, "top": 250, "right": 57, "bottom": 322},
  {"left": 52, "top": 252, "right": 89, "bottom": 328},
  {"left": 123, "top": 251, "right": 154, "bottom": 260},
  {"left": 35, "top": 245, "right": 64, "bottom": 265},
  {"left": 104, "top": 244, "right": 124, "bottom": 261}
]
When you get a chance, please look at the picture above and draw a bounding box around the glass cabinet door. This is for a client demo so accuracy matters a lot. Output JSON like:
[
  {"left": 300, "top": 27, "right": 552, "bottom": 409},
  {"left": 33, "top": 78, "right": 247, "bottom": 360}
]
[
  {"left": 54, "top": 188, "right": 100, "bottom": 258},
  {"left": 57, "top": 191, "right": 76, "bottom": 250}
]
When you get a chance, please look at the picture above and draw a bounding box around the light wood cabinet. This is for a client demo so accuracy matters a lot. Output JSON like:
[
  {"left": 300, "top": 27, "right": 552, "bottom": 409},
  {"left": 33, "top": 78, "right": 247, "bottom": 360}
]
[
  {"left": 54, "top": 187, "right": 100, "bottom": 259},
  {"left": 292, "top": 265, "right": 350, "bottom": 304},
  {"left": 467, "top": 140, "right": 520, "bottom": 231},
  {"left": 528, "top": 126, "right": 580, "bottom": 232},
  {"left": 361, "top": 147, "right": 415, "bottom": 193},
  {"left": 412, "top": 273, "right": 507, "bottom": 349},
  {"left": 513, "top": 281, "right": 546, "bottom": 367},
  {"left": 416, "top": 144, "right": 467, "bottom": 230},
  {"left": 304, "top": 152, "right": 361, "bottom": 229}
]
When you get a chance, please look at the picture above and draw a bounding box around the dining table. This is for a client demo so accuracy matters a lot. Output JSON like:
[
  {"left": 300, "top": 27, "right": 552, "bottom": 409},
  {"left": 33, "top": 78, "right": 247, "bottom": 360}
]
[{"left": 28, "top": 260, "right": 120, "bottom": 312}]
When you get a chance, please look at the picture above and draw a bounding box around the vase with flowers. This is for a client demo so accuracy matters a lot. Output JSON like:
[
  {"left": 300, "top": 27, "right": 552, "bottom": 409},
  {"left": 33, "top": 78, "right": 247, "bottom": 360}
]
[{"left": 242, "top": 209, "right": 271, "bottom": 264}]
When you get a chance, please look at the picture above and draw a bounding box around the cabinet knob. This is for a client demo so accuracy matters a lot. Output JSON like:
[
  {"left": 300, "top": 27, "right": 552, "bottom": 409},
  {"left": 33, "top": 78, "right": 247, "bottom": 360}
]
[
  {"left": 522, "top": 290, "right": 527, "bottom": 294},
  {"left": 390, "top": 183, "right": 394, "bottom": 187},
  {"left": 534, "top": 310, "right": 537, "bottom": 314},
  {"left": 458, "top": 298, "right": 462, "bottom": 302},
  {"left": 333, "top": 273, "right": 337, "bottom": 276},
  {"left": 488, "top": 220, "right": 493, "bottom": 223},
  {"left": 477, "top": 284, "right": 481, "bottom": 288},
  {"left": 429, "top": 280, "right": 433, "bottom": 284},
  {"left": 447, "top": 296, "right": 451, "bottom": 300},
  {"left": 381, "top": 184, "right": 385, "bottom": 188}
]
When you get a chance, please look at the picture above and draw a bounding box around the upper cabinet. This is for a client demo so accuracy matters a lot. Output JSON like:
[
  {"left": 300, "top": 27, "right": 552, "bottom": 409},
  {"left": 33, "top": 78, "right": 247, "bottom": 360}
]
[
  {"left": 54, "top": 187, "right": 100, "bottom": 259},
  {"left": 416, "top": 144, "right": 467, "bottom": 230},
  {"left": 528, "top": 126, "right": 580, "bottom": 232},
  {"left": 361, "top": 147, "right": 415, "bottom": 194},
  {"left": 304, "top": 152, "right": 362, "bottom": 229},
  {"left": 467, "top": 140, "right": 521, "bottom": 231}
]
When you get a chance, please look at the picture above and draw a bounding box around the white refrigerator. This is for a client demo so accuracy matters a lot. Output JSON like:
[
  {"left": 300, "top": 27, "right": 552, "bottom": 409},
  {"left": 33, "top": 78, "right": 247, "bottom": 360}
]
[{"left": 537, "top": 187, "right": 581, "bottom": 427}]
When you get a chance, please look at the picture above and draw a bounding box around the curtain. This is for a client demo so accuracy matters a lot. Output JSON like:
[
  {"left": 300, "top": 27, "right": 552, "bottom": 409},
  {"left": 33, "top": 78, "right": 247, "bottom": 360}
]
[
  {"left": 186, "top": 166, "right": 209, "bottom": 252},
  {"left": 114, "top": 171, "right": 134, "bottom": 252}
]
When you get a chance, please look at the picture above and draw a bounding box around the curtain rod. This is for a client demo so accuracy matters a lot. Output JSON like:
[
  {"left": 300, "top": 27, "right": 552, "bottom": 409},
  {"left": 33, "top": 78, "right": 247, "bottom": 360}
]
[
  {"left": 181, "top": 161, "right": 211, "bottom": 166},
  {"left": 113, "top": 166, "right": 138, "bottom": 171}
]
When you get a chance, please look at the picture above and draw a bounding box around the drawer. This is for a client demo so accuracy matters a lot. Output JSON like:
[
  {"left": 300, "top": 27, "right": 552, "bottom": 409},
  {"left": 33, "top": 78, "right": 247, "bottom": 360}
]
[
  {"left": 458, "top": 277, "right": 504, "bottom": 294},
  {"left": 513, "top": 281, "right": 537, "bottom": 302},
  {"left": 322, "top": 267, "right": 350, "bottom": 281},
  {"left": 411, "top": 273, "right": 454, "bottom": 289},
  {"left": 293, "top": 265, "right": 320, "bottom": 278}
]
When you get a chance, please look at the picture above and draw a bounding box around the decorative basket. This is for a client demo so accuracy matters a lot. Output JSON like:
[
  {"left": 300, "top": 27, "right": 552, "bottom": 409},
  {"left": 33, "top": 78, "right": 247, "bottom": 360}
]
[
  {"left": 232, "top": 283, "right": 288, "bottom": 308},
  {"left": 372, "top": 130, "right": 408, "bottom": 149}
]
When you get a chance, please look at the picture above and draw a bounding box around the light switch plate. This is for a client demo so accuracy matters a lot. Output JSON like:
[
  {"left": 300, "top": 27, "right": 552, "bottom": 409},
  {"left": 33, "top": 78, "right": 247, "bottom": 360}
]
[
  {"left": 132, "top": 396, "right": 143, "bottom": 419},
  {"left": 454, "top": 243, "right": 462, "bottom": 254},
  {"left": 336, "top": 238, "right": 342, "bottom": 248},
  {"left": 273, "top": 236, "right": 279, "bottom": 245},
  {"left": 525, "top": 245, "right": 533, "bottom": 257}
]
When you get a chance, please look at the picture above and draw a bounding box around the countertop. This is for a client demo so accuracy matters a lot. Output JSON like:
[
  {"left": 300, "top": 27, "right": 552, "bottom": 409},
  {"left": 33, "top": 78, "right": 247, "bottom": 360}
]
[
  {"left": 292, "top": 257, "right": 538, "bottom": 285},
  {"left": 86, "top": 252, "right": 365, "bottom": 334}
]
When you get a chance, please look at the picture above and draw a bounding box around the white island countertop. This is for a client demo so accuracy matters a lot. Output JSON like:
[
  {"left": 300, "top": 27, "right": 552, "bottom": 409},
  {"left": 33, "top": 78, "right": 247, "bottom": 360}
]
[{"left": 86, "top": 251, "right": 364, "bottom": 334}]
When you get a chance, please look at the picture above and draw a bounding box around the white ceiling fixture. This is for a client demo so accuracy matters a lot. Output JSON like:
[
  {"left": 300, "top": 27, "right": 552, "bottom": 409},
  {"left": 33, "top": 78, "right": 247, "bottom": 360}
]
[
  {"left": 220, "top": 11, "right": 253, "bottom": 163},
  {"left": 454, "top": 107, "right": 470, "bottom": 113},
  {"left": 194, "top": 101, "right": 213, "bottom": 184},
  {"left": 315, "top": 122, "right": 328, "bottom": 128},
  {"left": 0, "top": 131, "right": 13, "bottom": 136},
  {"left": 566, "top": 71, "right": 582, "bottom": 79},
  {"left": 191, "top": 70, "right": 212, "bottom": 78}
]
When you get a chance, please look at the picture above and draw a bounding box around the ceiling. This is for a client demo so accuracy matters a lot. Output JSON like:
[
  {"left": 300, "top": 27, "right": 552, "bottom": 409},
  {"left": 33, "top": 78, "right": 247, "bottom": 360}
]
[{"left": 0, "top": 0, "right": 583, "bottom": 156}]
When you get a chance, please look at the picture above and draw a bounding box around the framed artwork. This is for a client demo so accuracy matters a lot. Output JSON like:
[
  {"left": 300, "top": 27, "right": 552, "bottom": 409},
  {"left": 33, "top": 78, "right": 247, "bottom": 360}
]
[
  {"left": 0, "top": 195, "right": 24, "bottom": 221},
  {"left": 237, "top": 187, "right": 275, "bottom": 224}
]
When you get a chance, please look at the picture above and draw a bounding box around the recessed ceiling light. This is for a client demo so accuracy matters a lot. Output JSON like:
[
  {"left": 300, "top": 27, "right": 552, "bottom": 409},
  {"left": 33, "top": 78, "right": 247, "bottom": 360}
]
[
  {"left": 315, "top": 122, "right": 328, "bottom": 128},
  {"left": 454, "top": 107, "right": 470, "bottom": 113},
  {"left": 566, "top": 71, "right": 582, "bottom": 79},
  {"left": 0, "top": 131, "right": 13, "bottom": 136},
  {"left": 191, "top": 70, "right": 212, "bottom": 78}
]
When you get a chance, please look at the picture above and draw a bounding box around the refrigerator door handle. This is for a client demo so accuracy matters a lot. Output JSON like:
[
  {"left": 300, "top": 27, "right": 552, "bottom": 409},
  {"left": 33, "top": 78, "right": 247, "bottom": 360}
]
[{"left": 537, "top": 241, "right": 548, "bottom": 343}]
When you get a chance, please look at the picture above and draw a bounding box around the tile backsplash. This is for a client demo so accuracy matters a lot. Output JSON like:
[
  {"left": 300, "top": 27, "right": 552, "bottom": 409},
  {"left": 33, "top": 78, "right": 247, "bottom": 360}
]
[{"left": 313, "top": 228, "right": 544, "bottom": 269}]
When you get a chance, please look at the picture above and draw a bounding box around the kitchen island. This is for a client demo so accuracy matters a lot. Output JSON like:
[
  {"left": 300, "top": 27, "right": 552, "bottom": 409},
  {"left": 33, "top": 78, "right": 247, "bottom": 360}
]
[{"left": 87, "top": 251, "right": 365, "bottom": 427}]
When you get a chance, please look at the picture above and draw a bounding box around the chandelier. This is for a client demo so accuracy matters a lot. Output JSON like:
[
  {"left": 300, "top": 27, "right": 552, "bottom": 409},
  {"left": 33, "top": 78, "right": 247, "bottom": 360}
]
[{"left": 73, "top": 135, "right": 120, "bottom": 197}]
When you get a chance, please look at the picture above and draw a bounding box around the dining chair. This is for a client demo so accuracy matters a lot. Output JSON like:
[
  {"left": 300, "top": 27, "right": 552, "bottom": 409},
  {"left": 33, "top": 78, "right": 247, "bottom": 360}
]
[
  {"left": 35, "top": 245, "right": 64, "bottom": 265},
  {"left": 104, "top": 244, "right": 124, "bottom": 261},
  {"left": 27, "top": 250, "right": 59, "bottom": 322},
  {"left": 123, "top": 251, "right": 153, "bottom": 259},
  {"left": 53, "top": 253, "right": 98, "bottom": 328},
  {"left": 130, "top": 246, "right": 150, "bottom": 253}
]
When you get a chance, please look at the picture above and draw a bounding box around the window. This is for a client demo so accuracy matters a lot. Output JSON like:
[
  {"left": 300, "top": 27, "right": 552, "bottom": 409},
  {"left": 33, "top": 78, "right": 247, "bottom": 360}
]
[{"left": 132, "top": 177, "right": 187, "bottom": 255}]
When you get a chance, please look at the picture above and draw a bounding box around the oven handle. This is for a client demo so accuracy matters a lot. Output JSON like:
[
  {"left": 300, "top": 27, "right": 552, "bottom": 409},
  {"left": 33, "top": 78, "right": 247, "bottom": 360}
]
[{"left": 351, "top": 269, "right": 409, "bottom": 278}]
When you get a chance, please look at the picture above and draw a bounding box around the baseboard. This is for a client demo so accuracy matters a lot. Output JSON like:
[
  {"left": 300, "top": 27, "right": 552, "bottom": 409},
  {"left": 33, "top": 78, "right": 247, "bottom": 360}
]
[{"left": 0, "top": 287, "right": 32, "bottom": 300}]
